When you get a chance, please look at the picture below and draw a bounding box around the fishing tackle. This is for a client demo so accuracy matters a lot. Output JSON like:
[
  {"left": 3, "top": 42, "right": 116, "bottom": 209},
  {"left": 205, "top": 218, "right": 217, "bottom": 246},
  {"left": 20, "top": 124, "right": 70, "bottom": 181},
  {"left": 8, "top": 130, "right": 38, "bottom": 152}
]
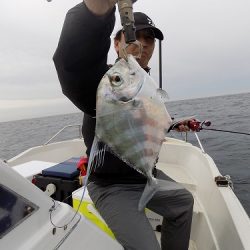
[
  {"left": 118, "top": 0, "right": 143, "bottom": 60},
  {"left": 118, "top": 0, "right": 136, "bottom": 43}
]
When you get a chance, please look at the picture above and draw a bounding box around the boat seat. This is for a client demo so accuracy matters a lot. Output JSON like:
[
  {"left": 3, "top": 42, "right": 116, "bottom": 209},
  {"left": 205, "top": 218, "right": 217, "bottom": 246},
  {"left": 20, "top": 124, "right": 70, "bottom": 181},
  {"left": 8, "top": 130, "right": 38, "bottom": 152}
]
[
  {"left": 72, "top": 184, "right": 203, "bottom": 241},
  {"left": 156, "top": 162, "right": 198, "bottom": 191},
  {"left": 157, "top": 162, "right": 203, "bottom": 215},
  {"left": 73, "top": 187, "right": 116, "bottom": 238},
  {"left": 72, "top": 187, "right": 165, "bottom": 239}
]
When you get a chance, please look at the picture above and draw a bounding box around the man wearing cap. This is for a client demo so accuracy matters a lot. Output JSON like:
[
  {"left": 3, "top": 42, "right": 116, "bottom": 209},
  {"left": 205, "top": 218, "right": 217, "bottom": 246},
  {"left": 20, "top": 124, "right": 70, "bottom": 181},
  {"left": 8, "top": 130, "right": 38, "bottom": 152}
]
[{"left": 53, "top": 0, "right": 193, "bottom": 249}]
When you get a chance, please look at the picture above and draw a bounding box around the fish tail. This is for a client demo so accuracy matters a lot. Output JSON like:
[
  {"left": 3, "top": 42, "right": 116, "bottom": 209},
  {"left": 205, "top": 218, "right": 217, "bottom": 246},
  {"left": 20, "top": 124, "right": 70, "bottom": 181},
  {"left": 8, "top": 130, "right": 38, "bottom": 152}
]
[
  {"left": 138, "top": 178, "right": 183, "bottom": 211},
  {"left": 138, "top": 178, "right": 158, "bottom": 211}
]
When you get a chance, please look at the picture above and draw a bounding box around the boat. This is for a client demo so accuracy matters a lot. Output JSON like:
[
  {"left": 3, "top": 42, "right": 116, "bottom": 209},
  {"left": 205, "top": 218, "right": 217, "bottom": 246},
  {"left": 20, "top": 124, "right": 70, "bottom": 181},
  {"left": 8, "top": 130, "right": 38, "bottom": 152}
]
[{"left": 1, "top": 124, "right": 250, "bottom": 250}]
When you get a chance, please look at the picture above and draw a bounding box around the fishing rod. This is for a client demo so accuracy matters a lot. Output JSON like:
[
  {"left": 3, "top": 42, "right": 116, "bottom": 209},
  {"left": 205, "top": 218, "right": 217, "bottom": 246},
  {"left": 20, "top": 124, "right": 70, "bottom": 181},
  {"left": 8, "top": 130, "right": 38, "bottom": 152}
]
[
  {"left": 188, "top": 120, "right": 250, "bottom": 136},
  {"left": 118, "top": 0, "right": 136, "bottom": 43},
  {"left": 159, "top": 40, "right": 163, "bottom": 89},
  {"left": 201, "top": 128, "right": 250, "bottom": 136}
]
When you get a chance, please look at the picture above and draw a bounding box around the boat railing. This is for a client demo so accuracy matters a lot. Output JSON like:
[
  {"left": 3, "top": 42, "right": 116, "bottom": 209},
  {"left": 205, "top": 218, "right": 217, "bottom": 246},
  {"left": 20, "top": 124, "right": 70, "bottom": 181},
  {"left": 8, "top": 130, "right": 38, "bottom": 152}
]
[
  {"left": 43, "top": 124, "right": 206, "bottom": 153},
  {"left": 43, "top": 124, "right": 82, "bottom": 145}
]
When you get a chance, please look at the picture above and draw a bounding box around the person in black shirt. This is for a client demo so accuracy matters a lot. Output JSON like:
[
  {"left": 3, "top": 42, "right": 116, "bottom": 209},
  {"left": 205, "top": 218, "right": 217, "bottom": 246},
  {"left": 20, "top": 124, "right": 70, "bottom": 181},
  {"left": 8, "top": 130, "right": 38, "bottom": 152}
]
[{"left": 53, "top": 1, "right": 194, "bottom": 249}]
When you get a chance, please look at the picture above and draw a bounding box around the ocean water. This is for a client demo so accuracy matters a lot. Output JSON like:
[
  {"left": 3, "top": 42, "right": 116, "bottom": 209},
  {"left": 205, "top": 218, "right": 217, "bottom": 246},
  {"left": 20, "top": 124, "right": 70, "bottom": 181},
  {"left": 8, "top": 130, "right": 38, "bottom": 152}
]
[{"left": 0, "top": 92, "right": 249, "bottom": 217}]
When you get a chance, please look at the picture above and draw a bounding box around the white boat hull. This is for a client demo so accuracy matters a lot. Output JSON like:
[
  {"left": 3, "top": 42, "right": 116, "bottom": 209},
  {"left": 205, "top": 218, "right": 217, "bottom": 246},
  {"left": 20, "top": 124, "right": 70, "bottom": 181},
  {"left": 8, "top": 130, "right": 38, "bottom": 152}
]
[{"left": 2, "top": 137, "right": 250, "bottom": 250}]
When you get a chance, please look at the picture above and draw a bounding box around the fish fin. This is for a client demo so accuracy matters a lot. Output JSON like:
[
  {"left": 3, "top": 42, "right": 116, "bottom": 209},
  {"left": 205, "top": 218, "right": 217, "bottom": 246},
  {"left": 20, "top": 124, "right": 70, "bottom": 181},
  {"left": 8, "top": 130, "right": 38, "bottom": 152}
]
[
  {"left": 138, "top": 178, "right": 183, "bottom": 211},
  {"left": 156, "top": 88, "right": 169, "bottom": 103},
  {"left": 78, "top": 137, "right": 108, "bottom": 204},
  {"left": 86, "top": 136, "right": 107, "bottom": 181},
  {"left": 138, "top": 178, "right": 158, "bottom": 211}
]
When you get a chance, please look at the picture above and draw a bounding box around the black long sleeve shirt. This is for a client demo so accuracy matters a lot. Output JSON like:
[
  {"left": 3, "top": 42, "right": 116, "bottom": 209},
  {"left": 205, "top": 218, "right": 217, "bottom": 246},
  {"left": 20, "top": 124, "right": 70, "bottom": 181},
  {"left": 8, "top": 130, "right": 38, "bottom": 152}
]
[{"left": 53, "top": 3, "right": 146, "bottom": 184}]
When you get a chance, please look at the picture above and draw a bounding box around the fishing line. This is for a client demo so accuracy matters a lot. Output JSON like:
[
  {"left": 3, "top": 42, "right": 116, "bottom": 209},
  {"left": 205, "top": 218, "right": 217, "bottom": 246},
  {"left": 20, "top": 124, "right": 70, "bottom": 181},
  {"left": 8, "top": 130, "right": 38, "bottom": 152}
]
[
  {"left": 202, "top": 128, "right": 250, "bottom": 136},
  {"left": 49, "top": 181, "right": 84, "bottom": 229},
  {"left": 50, "top": 137, "right": 104, "bottom": 229},
  {"left": 49, "top": 140, "right": 99, "bottom": 229}
]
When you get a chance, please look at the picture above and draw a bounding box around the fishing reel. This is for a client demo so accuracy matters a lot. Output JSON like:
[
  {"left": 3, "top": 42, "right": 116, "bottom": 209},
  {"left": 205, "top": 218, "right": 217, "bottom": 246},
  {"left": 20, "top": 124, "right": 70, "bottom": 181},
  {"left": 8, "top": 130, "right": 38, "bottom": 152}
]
[{"left": 188, "top": 120, "right": 211, "bottom": 132}]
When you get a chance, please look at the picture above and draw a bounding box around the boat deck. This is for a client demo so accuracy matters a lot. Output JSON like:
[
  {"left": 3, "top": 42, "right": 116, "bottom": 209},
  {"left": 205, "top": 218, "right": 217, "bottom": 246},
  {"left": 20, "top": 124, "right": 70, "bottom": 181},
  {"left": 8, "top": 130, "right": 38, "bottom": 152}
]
[{"left": 13, "top": 159, "right": 201, "bottom": 249}]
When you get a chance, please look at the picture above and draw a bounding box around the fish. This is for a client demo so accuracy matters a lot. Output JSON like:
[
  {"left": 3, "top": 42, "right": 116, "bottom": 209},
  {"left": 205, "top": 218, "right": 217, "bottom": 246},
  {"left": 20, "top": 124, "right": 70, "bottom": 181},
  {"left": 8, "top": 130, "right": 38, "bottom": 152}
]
[{"left": 88, "top": 54, "right": 182, "bottom": 211}]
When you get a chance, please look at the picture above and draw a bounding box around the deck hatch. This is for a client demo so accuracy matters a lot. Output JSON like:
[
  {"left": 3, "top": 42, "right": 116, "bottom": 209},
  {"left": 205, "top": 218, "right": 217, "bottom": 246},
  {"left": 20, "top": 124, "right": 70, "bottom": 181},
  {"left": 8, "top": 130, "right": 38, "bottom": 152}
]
[{"left": 0, "top": 184, "right": 39, "bottom": 239}]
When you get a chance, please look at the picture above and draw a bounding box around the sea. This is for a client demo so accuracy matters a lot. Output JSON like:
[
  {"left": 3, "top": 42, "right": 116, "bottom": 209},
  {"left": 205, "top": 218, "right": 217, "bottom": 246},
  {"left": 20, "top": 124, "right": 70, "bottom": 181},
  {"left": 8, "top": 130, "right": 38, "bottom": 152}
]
[{"left": 0, "top": 92, "right": 249, "bottom": 217}]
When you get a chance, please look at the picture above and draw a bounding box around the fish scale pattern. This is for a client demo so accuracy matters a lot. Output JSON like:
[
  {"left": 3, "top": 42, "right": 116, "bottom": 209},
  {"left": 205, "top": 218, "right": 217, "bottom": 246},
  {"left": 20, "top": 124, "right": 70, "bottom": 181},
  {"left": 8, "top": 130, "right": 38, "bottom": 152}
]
[
  {"left": 100, "top": 107, "right": 165, "bottom": 175},
  {"left": 95, "top": 55, "right": 172, "bottom": 179}
]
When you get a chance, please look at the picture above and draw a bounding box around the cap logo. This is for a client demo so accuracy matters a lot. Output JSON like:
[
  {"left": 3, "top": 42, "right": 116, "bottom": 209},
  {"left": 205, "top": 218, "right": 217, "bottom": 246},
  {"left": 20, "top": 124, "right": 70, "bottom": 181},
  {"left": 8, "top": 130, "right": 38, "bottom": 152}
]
[{"left": 147, "top": 17, "right": 155, "bottom": 27}]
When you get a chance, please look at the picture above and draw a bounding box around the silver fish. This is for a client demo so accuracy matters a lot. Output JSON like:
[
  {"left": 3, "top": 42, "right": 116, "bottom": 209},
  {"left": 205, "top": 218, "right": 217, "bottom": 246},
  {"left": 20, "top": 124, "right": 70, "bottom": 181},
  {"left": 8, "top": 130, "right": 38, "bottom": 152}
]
[{"left": 91, "top": 55, "right": 182, "bottom": 211}]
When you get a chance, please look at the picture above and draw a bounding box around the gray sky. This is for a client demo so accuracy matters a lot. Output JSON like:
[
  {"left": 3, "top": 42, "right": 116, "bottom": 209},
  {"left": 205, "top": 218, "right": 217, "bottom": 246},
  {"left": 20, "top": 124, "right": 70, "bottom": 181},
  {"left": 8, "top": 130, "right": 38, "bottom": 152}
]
[{"left": 1, "top": 0, "right": 250, "bottom": 122}]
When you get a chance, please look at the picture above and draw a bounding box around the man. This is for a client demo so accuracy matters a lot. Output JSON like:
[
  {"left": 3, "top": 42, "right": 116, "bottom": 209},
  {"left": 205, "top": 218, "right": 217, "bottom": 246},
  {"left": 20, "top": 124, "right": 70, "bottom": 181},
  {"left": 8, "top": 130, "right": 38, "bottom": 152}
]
[{"left": 53, "top": 1, "right": 194, "bottom": 249}]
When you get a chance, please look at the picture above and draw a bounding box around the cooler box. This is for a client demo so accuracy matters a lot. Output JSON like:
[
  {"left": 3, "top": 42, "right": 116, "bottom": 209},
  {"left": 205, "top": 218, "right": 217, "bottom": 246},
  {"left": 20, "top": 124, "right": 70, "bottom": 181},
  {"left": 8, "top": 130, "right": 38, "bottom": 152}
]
[
  {"left": 33, "top": 158, "right": 81, "bottom": 206},
  {"left": 42, "top": 157, "right": 80, "bottom": 178}
]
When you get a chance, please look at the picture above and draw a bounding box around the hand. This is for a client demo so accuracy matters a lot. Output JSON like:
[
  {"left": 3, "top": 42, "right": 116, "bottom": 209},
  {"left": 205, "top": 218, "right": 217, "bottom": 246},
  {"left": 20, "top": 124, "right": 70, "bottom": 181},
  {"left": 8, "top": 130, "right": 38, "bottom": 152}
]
[
  {"left": 173, "top": 119, "right": 198, "bottom": 132},
  {"left": 85, "top": 0, "right": 137, "bottom": 16},
  {"left": 85, "top": 0, "right": 117, "bottom": 15}
]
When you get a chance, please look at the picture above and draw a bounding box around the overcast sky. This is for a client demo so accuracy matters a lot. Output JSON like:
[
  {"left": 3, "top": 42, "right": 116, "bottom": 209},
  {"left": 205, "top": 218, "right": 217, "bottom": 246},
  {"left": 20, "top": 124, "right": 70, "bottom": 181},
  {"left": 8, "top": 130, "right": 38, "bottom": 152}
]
[{"left": 1, "top": 0, "right": 250, "bottom": 122}]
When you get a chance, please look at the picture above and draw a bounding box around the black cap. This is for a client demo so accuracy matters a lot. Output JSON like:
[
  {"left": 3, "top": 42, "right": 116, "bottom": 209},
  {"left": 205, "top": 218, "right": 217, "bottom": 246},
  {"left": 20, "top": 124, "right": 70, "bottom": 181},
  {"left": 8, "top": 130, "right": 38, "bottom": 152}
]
[{"left": 134, "top": 12, "right": 164, "bottom": 40}]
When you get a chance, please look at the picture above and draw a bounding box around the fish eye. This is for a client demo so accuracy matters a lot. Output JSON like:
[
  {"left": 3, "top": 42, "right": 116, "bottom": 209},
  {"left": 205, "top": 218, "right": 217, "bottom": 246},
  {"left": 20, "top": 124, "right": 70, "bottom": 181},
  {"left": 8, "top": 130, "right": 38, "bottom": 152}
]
[
  {"left": 114, "top": 75, "right": 121, "bottom": 82},
  {"left": 110, "top": 74, "right": 123, "bottom": 86}
]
